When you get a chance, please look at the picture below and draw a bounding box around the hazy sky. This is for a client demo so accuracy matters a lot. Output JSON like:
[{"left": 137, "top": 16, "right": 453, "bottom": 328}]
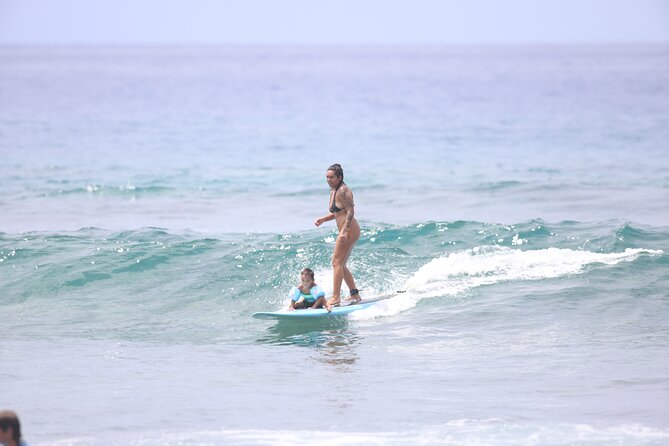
[{"left": 1, "top": 0, "right": 668, "bottom": 44}]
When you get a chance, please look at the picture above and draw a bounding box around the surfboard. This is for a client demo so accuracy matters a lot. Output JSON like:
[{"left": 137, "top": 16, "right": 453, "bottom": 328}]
[{"left": 252, "top": 294, "right": 398, "bottom": 320}]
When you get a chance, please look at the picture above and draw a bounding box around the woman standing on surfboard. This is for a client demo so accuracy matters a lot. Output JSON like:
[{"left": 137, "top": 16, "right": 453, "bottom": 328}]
[{"left": 314, "top": 163, "right": 361, "bottom": 309}]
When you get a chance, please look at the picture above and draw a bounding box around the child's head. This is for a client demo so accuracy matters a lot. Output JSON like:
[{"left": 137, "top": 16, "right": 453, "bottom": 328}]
[{"left": 301, "top": 268, "right": 315, "bottom": 285}]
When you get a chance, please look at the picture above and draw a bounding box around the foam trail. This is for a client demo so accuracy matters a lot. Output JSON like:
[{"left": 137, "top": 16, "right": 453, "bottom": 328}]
[
  {"left": 40, "top": 423, "right": 669, "bottom": 446},
  {"left": 352, "top": 246, "right": 663, "bottom": 320}
]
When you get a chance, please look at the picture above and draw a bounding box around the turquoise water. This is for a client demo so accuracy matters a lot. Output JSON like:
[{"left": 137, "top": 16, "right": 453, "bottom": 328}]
[{"left": 1, "top": 45, "right": 669, "bottom": 445}]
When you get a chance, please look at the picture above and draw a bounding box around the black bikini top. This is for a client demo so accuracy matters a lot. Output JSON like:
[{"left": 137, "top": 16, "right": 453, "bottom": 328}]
[{"left": 329, "top": 184, "right": 344, "bottom": 213}]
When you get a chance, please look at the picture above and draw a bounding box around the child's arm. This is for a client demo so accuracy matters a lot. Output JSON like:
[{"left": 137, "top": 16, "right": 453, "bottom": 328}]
[
  {"left": 311, "top": 296, "right": 325, "bottom": 309},
  {"left": 310, "top": 286, "right": 327, "bottom": 310},
  {"left": 287, "top": 287, "right": 300, "bottom": 310}
]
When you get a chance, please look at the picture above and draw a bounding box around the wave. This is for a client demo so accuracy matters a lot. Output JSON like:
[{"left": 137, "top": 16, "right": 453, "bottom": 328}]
[
  {"left": 351, "top": 244, "right": 662, "bottom": 320},
  {"left": 50, "top": 184, "right": 175, "bottom": 196},
  {"left": 39, "top": 422, "right": 669, "bottom": 446},
  {"left": 1, "top": 220, "right": 666, "bottom": 340},
  {"left": 7, "top": 170, "right": 306, "bottom": 200},
  {"left": 2, "top": 220, "right": 666, "bottom": 284}
]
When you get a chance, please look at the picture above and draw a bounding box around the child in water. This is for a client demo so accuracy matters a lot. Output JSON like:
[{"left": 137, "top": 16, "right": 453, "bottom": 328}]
[{"left": 288, "top": 268, "right": 329, "bottom": 311}]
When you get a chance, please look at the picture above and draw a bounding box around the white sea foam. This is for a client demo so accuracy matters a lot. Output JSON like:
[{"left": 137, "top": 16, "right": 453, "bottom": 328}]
[
  {"left": 40, "top": 422, "right": 669, "bottom": 446},
  {"left": 352, "top": 246, "right": 663, "bottom": 320}
]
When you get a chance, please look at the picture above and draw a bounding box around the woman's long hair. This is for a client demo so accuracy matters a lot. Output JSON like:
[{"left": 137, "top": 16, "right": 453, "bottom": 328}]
[{"left": 328, "top": 163, "right": 344, "bottom": 183}]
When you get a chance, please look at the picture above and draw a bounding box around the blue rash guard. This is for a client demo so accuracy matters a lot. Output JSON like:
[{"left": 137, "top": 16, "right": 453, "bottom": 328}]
[{"left": 290, "top": 285, "right": 325, "bottom": 304}]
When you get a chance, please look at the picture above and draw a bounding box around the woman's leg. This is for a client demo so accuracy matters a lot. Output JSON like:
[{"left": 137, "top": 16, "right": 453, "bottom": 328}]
[
  {"left": 330, "top": 238, "right": 350, "bottom": 304},
  {"left": 330, "top": 221, "right": 360, "bottom": 305},
  {"left": 343, "top": 265, "right": 356, "bottom": 292},
  {"left": 342, "top": 242, "right": 359, "bottom": 301},
  {"left": 344, "top": 220, "right": 361, "bottom": 299}
]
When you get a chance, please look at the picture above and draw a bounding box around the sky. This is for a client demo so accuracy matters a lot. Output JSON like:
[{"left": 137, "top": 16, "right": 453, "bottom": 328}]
[{"left": 0, "top": 0, "right": 668, "bottom": 44}]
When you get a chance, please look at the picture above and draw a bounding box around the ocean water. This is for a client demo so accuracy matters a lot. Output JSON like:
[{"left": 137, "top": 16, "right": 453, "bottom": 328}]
[{"left": 1, "top": 45, "right": 669, "bottom": 445}]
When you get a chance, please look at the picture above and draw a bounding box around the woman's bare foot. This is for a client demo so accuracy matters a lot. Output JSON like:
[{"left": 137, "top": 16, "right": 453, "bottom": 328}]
[{"left": 343, "top": 289, "right": 361, "bottom": 304}]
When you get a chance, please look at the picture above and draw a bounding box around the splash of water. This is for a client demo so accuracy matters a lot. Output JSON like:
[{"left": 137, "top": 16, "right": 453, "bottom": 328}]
[{"left": 352, "top": 246, "right": 663, "bottom": 319}]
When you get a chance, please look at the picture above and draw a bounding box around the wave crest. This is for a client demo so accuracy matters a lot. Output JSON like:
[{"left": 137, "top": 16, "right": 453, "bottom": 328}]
[{"left": 352, "top": 245, "right": 663, "bottom": 320}]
